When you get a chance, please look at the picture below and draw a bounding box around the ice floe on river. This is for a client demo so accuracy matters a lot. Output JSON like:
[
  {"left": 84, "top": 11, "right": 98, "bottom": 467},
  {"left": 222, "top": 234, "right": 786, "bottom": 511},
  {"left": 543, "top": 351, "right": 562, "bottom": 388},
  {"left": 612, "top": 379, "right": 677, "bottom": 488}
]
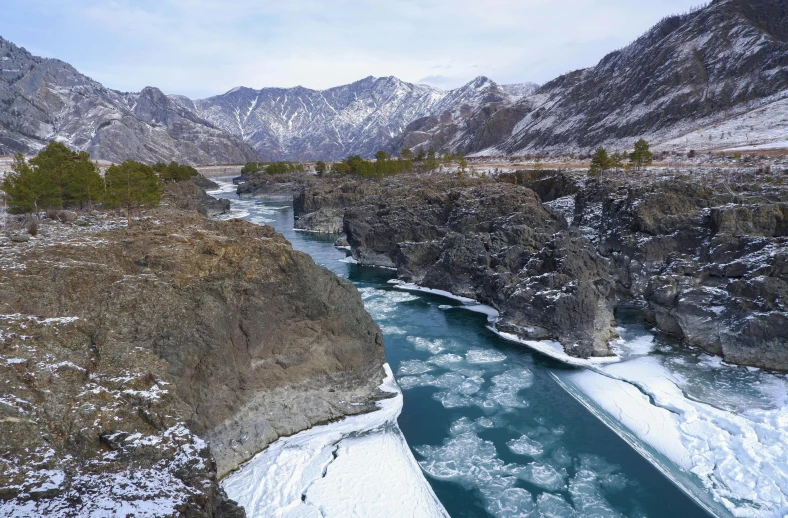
[
  {"left": 556, "top": 348, "right": 788, "bottom": 518},
  {"left": 222, "top": 364, "right": 448, "bottom": 518}
]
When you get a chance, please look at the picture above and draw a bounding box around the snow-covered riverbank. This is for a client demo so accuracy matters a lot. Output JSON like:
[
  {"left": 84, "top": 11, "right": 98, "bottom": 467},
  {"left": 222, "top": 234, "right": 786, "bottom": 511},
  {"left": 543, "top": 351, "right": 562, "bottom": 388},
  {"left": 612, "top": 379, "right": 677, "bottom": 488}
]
[
  {"left": 221, "top": 365, "right": 448, "bottom": 518},
  {"left": 555, "top": 329, "right": 788, "bottom": 518}
]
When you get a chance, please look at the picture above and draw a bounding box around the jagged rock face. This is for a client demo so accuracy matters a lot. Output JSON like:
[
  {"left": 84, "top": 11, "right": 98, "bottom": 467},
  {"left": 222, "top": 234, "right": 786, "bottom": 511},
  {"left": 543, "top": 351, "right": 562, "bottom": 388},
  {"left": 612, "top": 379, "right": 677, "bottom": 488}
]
[
  {"left": 0, "top": 186, "right": 385, "bottom": 514},
  {"left": 402, "top": 0, "right": 788, "bottom": 156},
  {"left": 166, "top": 178, "right": 231, "bottom": 216},
  {"left": 193, "top": 76, "right": 531, "bottom": 161},
  {"left": 529, "top": 172, "right": 788, "bottom": 371},
  {"left": 0, "top": 37, "right": 260, "bottom": 165},
  {"left": 288, "top": 174, "right": 617, "bottom": 358}
]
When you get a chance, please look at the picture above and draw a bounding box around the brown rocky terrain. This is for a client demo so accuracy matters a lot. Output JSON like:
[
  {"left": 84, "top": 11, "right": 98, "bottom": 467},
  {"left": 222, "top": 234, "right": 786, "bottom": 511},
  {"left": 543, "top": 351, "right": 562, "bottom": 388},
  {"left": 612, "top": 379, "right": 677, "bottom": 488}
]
[{"left": 0, "top": 181, "right": 386, "bottom": 516}]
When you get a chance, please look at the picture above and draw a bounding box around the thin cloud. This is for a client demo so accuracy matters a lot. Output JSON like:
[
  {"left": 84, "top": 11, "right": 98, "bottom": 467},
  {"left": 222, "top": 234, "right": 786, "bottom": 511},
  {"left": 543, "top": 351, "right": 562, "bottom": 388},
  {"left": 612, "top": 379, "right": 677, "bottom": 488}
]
[{"left": 3, "top": 0, "right": 706, "bottom": 98}]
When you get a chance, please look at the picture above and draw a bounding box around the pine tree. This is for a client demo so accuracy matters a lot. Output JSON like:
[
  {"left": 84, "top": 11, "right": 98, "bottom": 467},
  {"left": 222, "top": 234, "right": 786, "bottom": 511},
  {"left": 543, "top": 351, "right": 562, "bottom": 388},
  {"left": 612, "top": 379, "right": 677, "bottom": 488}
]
[
  {"left": 104, "top": 160, "right": 163, "bottom": 227},
  {"left": 590, "top": 147, "right": 611, "bottom": 176},
  {"left": 424, "top": 146, "right": 439, "bottom": 172},
  {"left": 65, "top": 151, "right": 104, "bottom": 209},
  {"left": 400, "top": 148, "right": 413, "bottom": 160},
  {"left": 314, "top": 161, "right": 327, "bottom": 176},
  {"left": 0, "top": 153, "right": 57, "bottom": 214},
  {"left": 609, "top": 152, "right": 625, "bottom": 173},
  {"left": 629, "top": 139, "right": 653, "bottom": 171},
  {"left": 28, "top": 142, "right": 73, "bottom": 209},
  {"left": 0, "top": 145, "right": 103, "bottom": 214}
]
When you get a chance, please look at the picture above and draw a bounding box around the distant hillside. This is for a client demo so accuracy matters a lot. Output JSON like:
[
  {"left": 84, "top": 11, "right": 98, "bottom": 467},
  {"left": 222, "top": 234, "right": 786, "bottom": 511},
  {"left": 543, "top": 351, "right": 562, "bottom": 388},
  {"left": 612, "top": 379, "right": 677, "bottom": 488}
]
[
  {"left": 0, "top": 37, "right": 260, "bottom": 165},
  {"left": 189, "top": 76, "right": 535, "bottom": 161},
  {"left": 392, "top": 0, "right": 788, "bottom": 156}
]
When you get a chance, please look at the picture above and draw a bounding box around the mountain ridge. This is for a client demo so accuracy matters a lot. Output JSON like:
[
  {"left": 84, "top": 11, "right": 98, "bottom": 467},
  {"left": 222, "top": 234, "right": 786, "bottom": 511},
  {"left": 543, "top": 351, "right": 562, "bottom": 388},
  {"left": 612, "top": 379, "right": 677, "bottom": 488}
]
[{"left": 0, "top": 36, "right": 261, "bottom": 165}]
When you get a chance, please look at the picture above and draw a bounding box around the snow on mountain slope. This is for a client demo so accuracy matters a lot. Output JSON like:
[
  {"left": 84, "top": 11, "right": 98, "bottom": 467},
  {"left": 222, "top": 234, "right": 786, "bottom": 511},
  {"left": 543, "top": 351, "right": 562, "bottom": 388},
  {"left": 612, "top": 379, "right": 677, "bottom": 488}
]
[
  {"left": 0, "top": 37, "right": 260, "bottom": 165},
  {"left": 458, "top": 0, "right": 788, "bottom": 157},
  {"left": 192, "top": 76, "right": 526, "bottom": 161}
]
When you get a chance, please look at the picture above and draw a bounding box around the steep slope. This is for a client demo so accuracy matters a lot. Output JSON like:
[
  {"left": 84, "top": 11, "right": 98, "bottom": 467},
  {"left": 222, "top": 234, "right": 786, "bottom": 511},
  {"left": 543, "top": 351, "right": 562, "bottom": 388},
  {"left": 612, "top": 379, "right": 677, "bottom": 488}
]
[
  {"left": 504, "top": 0, "right": 788, "bottom": 155},
  {"left": 0, "top": 182, "right": 385, "bottom": 514},
  {"left": 193, "top": 76, "right": 529, "bottom": 160},
  {"left": 403, "top": 0, "right": 788, "bottom": 156},
  {"left": 386, "top": 77, "right": 534, "bottom": 155},
  {"left": 0, "top": 37, "right": 260, "bottom": 165}
]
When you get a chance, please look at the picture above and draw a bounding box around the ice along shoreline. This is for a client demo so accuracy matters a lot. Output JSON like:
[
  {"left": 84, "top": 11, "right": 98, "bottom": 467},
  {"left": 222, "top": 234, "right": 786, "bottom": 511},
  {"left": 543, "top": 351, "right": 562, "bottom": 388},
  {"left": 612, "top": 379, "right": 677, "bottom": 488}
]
[{"left": 221, "top": 364, "right": 449, "bottom": 518}]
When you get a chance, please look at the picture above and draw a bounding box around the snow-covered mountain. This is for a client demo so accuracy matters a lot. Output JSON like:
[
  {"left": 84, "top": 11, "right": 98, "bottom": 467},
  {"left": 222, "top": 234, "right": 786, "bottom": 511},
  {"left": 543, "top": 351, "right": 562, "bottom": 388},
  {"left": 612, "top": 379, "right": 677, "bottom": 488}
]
[
  {"left": 396, "top": 0, "right": 788, "bottom": 156},
  {"left": 189, "top": 76, "right": 532, "bottom": 161},
  {"left": 4, "top": 0, "right": 784, "bottom": 164},
  {"left": 0, "top": 37, "right": 260, "bottom": 165}
]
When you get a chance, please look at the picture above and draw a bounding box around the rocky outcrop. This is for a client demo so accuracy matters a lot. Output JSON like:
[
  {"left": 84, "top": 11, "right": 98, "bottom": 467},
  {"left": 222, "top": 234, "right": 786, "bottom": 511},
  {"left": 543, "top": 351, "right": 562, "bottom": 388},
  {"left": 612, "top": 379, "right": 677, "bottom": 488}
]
[
  {"left": 294, "top": 208, "right": 344, "bottom": 233},
  {"left": 530, "top": 171, "right": 788, "bottom": 371},
  {"left": 236, "top": 173, "right": 308, "bottom": 199},
  {"left": 294, "top": 174, "right": 617, "bottom": 358},
  {"left": 291, "top": 167, "right": 788, "bottom": 371},
  {"left": 166, "top": 178, "right": 231, "bottom": 216},
  {"left": 0, "top": 188, "right": 386, "bottom": 514}
]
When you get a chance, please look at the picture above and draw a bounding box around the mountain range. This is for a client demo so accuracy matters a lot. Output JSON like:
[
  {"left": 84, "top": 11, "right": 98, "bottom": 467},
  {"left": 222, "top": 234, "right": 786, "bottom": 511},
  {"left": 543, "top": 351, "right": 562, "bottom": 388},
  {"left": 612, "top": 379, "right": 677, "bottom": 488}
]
[{"left": 0, "top": 0, "right": 786, "bottom": 164}]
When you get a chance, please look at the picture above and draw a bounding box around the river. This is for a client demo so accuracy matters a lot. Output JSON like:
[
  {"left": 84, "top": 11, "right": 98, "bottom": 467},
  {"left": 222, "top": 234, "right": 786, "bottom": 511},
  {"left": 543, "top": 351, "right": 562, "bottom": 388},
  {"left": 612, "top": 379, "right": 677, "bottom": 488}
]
[{"left": 211, "top": 180, "right": 788, "bottom": 518}]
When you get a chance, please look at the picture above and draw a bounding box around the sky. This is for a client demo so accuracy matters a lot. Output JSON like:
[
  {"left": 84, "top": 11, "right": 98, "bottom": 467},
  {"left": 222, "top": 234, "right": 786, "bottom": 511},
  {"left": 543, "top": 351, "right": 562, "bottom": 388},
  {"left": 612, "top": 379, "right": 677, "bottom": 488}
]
[{"left": 2, "top": 0, "right": 706, "bottom": 99}]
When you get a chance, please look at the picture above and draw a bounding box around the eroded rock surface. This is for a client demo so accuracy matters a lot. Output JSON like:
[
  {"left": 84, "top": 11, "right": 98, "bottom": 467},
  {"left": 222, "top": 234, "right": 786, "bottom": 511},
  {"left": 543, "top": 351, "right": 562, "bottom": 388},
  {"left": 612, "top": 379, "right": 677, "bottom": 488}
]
[
  {"left": 0, "top": 186, "right": 385, "bottom": 515},
  {"left": 284, "top": 174, "right": 617, "bottom": 358},
  {"left": 263, "top": 167, "right": 788, "bottom": 370}
]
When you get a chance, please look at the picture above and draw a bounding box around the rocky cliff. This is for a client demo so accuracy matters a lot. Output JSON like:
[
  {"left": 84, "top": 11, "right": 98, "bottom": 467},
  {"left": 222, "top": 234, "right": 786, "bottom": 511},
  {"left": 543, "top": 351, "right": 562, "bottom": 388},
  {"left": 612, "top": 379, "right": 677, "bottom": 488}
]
[
  {"left": 282, "top": 173, "right": 617, "bottom": 359},
  {"left": 253, "top": 164, "right": 788, "bottom": 371},
  {"left": 0, "top": 182, "right": 386, "bottom": 515}
]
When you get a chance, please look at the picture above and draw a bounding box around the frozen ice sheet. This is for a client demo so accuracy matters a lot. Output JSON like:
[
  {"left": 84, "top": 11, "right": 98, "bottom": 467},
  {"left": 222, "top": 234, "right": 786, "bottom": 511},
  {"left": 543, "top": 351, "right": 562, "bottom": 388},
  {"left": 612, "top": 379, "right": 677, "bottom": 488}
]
[
  {"left": 222, "top": 365, "right": 448, "bottom": 518},
  {"left": 558, "top": 356, "right": 788, "bottom": 518}
]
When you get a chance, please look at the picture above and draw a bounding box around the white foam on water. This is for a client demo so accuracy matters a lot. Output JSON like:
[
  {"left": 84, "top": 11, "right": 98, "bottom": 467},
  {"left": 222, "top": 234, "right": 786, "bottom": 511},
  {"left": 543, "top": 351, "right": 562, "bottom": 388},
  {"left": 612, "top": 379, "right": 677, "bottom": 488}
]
[
  {"left": 214, "top": 209, "right": 251, "bottom": 221},
  {"left": 379, "top": 324, "right": 407, "bottom": 335},
  {"left": 363, "top": 291, "right": 420, "bottom": 321},
  {"left": 507, "top": 435, "right": 545, "bottom": 457},
  {"left": 248, "top": 215, "right": 274, "bottom": 225},
  {"left": 206, "top": 179, "right": 239, "bottom": 195},
  {"left": 518, "top": 463, "right": 568, "bottom": 492},
  {"left": 222, "top": 364, "right": 448, "bottom": 518},
  {"left": 465, "top": 349, "right": 506, "bottom": 364}
]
